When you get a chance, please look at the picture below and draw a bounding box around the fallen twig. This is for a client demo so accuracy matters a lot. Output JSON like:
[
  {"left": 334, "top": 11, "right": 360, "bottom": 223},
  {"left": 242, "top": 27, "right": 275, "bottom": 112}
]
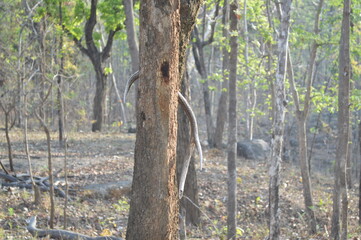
[{"left": 27, "top": 216, "right": 123, "bottom": 240}]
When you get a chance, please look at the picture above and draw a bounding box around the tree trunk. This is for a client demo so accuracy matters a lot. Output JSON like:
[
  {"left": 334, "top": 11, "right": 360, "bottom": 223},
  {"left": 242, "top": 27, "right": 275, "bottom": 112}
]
[
  {"left": 268, "top": 1, "right": 292, "bottom": 239},
  {"left": 57, "top": 0, "right": 65, "bottom": 144},
  {"left": 177, "top": 69, "right": 200, "bottom": 226},
  {"left": 331, "top": 0, "right": 350, "bottom": 239},
  {"left": 213, "top": 0, "right": 229, "bottom": 149},
  {"left": 191, "top": 3, "right": 220, "bottom": 147},
  {"left": 227, "top": 2, "right": 238, "bottom": 239},
  {"left": 296, "top": 116, "right": 317, "bottom": 233},
  {"left": 123, "top": 0, "right": 139, "bottom": 73},
  {"left": 126, "top": 1, "right": 181, "bottom": 239},
  {"left": 176, "top": 0, "right": 203, "bottom": 228},
  {"left": 92, "top": 66, "right": 107, "bottom": 132}
]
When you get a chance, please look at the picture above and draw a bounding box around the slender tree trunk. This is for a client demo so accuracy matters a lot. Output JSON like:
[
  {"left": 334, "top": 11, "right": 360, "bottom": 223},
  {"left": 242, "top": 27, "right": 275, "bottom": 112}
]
[
  {"left": 227, "top": 2, "right": 238, "bottom": 239},
  {"left": 123, "top": 0, "right": 139, "bottom": 73},
  {"left": 243, "top": 0, "right": 256, "bottom": 141},
  {"left": 123, "top": 0, "right": 140, "bottom": 123},
  {"left": 296, "top": 116, "right": 317, "bottom": 233},
  {"left": 331, "top": 0, "right": 350, "bottom": 239},
  {"left": 214, "top": 0, "right": 229, "bottom": 149},
  {"left": 36, "top": 112, "right": 55, "bottom": 229},
  {"left": 0, "top": 104, "right": 14, "bottom": 172},
  {"left": 57, "top": 0, "right": 65, "bottom": 144},
  {"left": 126, "top": 1, "right": 181, "bottom": 239},
  {"left": 269, "top": 1, "right": 292, "bottom": 239}
]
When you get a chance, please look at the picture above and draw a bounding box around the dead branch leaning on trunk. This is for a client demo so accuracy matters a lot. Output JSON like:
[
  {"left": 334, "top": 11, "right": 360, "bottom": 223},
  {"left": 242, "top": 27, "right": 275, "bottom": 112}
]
[
  {"left": 123, "top": 70, "right": 203, "bottom": 198},
  {"left": 27, "top": 216, "right": 123, "bottom": 240}
]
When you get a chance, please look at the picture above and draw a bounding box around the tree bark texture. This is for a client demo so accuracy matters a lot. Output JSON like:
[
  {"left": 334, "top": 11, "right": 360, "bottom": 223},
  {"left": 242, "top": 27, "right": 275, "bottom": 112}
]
[
  {"left": 268, "top": 1, "right": 292, "bottom": 239},
  {"left": 214, "top": 0, "right": 229, "bottom": 149},
  {"left": 126, "top": 1, "right": 181, "bottom": 239},
  {"left": 331, "top": 0, "right": 350, "bottom": 239},
  {"left": 227, "top": 2, "right": 238, "bottom": 239}
]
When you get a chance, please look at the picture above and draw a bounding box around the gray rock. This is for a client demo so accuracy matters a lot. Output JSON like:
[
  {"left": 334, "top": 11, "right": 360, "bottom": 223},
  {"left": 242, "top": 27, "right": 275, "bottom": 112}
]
[{"left": 237, "top": 139, "right": 270, "bottom": 160}]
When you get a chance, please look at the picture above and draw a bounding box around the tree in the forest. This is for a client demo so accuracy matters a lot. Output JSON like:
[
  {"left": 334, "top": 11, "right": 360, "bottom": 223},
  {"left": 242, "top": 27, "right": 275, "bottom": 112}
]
[
  {"left": 175, "top": 0, "right": 204, "bottom": 230},
  {"left": 268, "top": 0, "right": 292, "bottom": 239},
  {"left": 64, "top": 0, "right": 124, "bottom": 132},
  {"left": 126, "top": 1, "right": 203, "bottom": 239},
  {"left": 331, "top": 0, "right": 351, "bottom": 238},
  {"left": 192, "top": 1, "right": 220, "bottom": 147},
  {"left": 213, "top": 0, "right": 229, "bottom": 149},
  {"left": 227, "top": 1, "right": 238, "bottom": 239},
  {"left": 287, "top": 0, "right": 324, "bottom": 234}
]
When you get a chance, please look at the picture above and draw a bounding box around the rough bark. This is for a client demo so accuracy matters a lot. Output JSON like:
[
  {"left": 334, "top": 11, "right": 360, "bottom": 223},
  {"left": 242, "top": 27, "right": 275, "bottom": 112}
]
[
  {"left": 268, "top": 0, "right": 292, "bottom": 239},
  {"left": 213, "top": 0, "right": 229, "bottom": 149},
  {"left": 126, "top": 1, "right": 181, "bottom": 239},
  {"left": 331, "top": 0, "right": 351, "bottom": 239},
  {"left": 227, "top": 2, "right": 238, "bottom": 239}
]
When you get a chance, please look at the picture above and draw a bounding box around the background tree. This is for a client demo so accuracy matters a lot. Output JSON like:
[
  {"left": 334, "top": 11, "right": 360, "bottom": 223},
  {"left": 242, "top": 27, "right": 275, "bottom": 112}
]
[
  {"left": 227, "top": 1, "right": 238, "bottom": 239},
  {"left": 287, "top": 0, "right": 324, "bottom": 234},
  {"left": 268, "top": 0, "right": 292, "bottom": 239},
  {"left": 65, "top": 0, "right": 124, "bottom": 132},
  {"left": 331, "top": 0, "right": 351, "bottom": 238}
]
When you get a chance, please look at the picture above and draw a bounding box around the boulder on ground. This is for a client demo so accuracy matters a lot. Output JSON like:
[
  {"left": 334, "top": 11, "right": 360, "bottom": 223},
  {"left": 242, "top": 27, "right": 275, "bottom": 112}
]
[{"left": 237, "top": 139, "right": 270, "bottom": 160}]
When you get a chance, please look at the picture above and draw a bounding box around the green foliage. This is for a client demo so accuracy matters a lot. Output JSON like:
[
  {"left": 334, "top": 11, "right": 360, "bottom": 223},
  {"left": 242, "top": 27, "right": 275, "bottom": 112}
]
[
  {"left": 7, "top": 208, "right": 14, "bottom": 216},
  {"left": 98, "top": 0, "right": 125, "bottom": 32}
]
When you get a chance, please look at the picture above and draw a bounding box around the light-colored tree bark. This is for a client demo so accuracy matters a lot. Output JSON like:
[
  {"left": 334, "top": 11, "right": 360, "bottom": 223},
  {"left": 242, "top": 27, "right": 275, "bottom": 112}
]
[
  {"left": 331, "top": 0, "right": 351, "bottom": 239},
  {"left": 227, "top": 1, "right": 238, "bottom": 239},
  {"left": 243, "top": 0, "right": 256, "bottom": 141},
  {"left": 123, "top": 0, "right": 139, "bottom": 74},
  {"left": 268, "top": 0, "right": 292, "bottom": 239},
  {"left": 57, "top": 0, "right": 65, "bottom": 145},
  {"left": 213, "top": 0, "right": 229, "bottom": 149},
  {"left": 126, "top": 1, "right": 181, "bottom": 239}
]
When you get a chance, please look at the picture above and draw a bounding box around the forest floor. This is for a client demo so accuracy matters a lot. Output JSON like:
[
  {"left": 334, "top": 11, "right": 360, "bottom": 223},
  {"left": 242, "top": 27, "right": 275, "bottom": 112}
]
[{"left": 0, "top": 129, "right": 360, "bottom": 240}]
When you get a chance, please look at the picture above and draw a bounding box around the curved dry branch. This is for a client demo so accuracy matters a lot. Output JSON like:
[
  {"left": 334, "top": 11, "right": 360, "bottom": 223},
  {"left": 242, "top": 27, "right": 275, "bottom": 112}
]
[
  {"left": 27, "top": 216, "right": 123, "bottom": 240},
  {"left": 124, "top": 71, "right": 203, "bottom": 198}
]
